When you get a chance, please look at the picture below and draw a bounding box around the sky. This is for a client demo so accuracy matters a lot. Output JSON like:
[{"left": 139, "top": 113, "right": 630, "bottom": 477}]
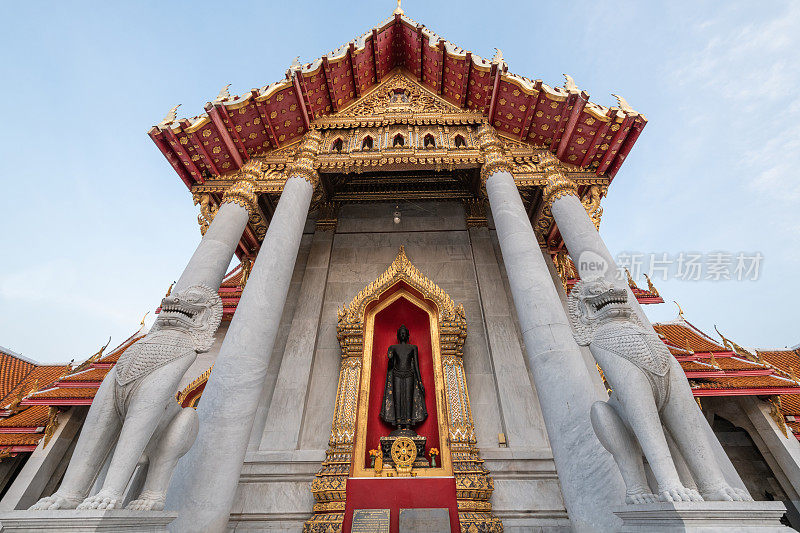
[{"left": 1, "top": 1, "right": 798, "bottom": 363}]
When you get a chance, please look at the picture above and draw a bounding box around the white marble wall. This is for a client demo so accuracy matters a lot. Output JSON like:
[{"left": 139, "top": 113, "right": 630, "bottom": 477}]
[{"left": 229, "top": 201, "right": 568, "bottom": 531}]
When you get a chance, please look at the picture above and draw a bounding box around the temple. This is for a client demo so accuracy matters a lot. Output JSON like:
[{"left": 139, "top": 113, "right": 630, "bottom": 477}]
[{"left": 0, "top": 4, "right": 798, "bottom": 533}]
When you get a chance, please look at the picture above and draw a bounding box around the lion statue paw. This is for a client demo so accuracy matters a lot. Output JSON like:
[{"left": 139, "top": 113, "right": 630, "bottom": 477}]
[
  {"left": 126, "top": 490, "right": 166, "bottom": 511},
  {"left": 702, "top": 484, "right": 751, "bottom": 502},
  {"left": 29, "top": 492, "right": 82, "bottom": 510},
  {"left": 76, "top": 489, "right": 123, "bottom": 510},
  {"left": 625, "top": 487, "right": 659, "bottom": 504},
  {"left": 658, "top": 485, "right": 703, "bottom": 503}
]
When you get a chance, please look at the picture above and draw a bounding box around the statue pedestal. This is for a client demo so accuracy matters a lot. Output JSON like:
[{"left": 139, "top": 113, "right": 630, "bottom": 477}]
[
  {"left": 380, "top": 434, "right": 428, "bottom": 468},
  {"left": 0, "top": 509, "right": 177, "bottom": 532},
  {"left": 613, "top": 501, "right": 791, "bottom": 532}
]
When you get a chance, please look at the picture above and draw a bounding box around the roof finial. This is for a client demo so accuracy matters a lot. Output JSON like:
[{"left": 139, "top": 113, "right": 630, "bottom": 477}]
[
  {"left": 673, "top": 300, "right": 685, "bottom": 321},
  {"left": 611, "top": 93, "right": 639, "bottom": 116},
  {"left": 158, "top": 104, "right": 180, "bottom": 126},
  {"left": 492, "top": 48, "right": 504, "bottom": 63},
  {"left": 215, "top": 84, "right": 231, "bottom": 102},
  {"left": 563, "top": 74, "right": 579, "bottom": 93},
  {"left": 289, "top": 56, "right": 302, "bottom": 73},
  {"left": 393, "top": 0, "right": 403, "bottom": 15}
]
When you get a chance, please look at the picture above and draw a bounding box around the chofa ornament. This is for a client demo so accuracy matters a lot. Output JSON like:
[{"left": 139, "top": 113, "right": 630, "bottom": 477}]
[
  {"left": 30, "top": 285, "right": 223, "bottom": 512},
  {"left": 567, "top": 277, "right": 753, "bottom": 504}
]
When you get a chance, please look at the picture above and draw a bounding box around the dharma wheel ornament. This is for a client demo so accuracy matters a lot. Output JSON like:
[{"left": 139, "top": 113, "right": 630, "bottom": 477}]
[{"left": 391, "top": 437, "right": 417, "bottom": 477}]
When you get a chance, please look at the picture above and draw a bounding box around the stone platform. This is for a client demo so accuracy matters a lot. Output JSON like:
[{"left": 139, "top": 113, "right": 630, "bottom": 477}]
[
  {"left": 613, "top": 501, "right": 791, "bottom": 532},
  {"left": 0, "top": 509, "right": 177, "bottom": 532}
]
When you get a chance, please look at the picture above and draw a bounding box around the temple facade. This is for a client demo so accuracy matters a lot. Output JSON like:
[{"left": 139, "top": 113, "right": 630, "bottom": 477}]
[{"left": 1, "top": 5, "right": 799, "bottom": 533}]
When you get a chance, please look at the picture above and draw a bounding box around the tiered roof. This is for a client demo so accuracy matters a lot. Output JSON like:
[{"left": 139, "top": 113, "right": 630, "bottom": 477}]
[
  {"left": 655, "top": 318, "right": 800, "bottom": 396},
  {"left": 0, "top": 350, "right": 71, "bottom": 453},
  {"left": 150, "top": 7, "right": 646, "bottom": 187}
]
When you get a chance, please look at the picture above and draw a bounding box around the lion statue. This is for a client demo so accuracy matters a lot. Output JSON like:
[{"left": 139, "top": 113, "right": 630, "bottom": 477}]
[
  {"left": 567, "top": 277, "right": 752, "bottom": 504},
  {"left": 30, "top": 284, "right": 223, "bottom": 511}
]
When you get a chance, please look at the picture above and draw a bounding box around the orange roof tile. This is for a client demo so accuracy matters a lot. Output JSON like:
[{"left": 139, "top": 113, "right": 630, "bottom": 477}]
[
  {"left": 0, "top": 433, "right": 42, "bottom": 446},
  {"left": 690, "top": 375, "right": 796, "bottom": 390},
  {"left": 760, "top": 350, "right": 800, "bottom": 375},
  {"left": 653, "top": 322, "right": 725, "bottom": 353},
  {"left": 781, "top": 395, "right": 800, "bottom": 415},
  {"left": 0, "top": 349, "right": 36, "bottom": 400},
  {"left": 26, "top": 387, "right": 98, "bottom": 400},
  {"left": 0, "top": 405, "right": 49, "bottom": 428},
  {"left": 0, "top": 365, "right": 70, "bottom": 408},
  {"left": 60, "top": 368, "right": 108, "bottom": 383}
]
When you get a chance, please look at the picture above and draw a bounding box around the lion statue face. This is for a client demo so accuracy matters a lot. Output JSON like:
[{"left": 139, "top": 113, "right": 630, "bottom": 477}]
[
  {"left": 567, "top": 278, "right": 637, "bottom": 345},
  {"left": 151, "top": 284, "right": 223, "bottom": 353}
]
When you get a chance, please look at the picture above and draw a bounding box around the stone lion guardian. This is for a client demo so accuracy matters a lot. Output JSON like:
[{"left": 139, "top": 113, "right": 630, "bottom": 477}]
[
  {"left": 567, "top": 277, "right": 752, "bottom": 504},
  {"left": 30, "top": 284, "right": 222, "bottom": 511}
]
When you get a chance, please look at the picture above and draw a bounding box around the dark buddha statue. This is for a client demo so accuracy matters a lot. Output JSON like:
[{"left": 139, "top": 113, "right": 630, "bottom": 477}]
[{"left": 380, "top": 325, "right": 427, "bottom": 434}]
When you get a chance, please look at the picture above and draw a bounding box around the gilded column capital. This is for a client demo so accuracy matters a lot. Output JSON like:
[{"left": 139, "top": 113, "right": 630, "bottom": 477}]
[
  {"left": 540, "top": 152, "right": 578, "bottom": 208},
  {"left": 285, "top": 129, "right": 322, "bottom": 188},
  {"left": 477, "top": 123, "right": 513, "bottom": 184},
  {"left": 221, "top": 178, "right": 258, "bottom": 217}
]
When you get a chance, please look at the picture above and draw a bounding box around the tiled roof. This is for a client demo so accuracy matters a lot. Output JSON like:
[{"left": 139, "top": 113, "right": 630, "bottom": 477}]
[
  {"left": 0, "top": 365, "right": 70, "bottom": 408},
  {"left": 654, "top": 312, "right": 800, "bottom": 440},
  {"left": 151, "top": 10, "right": 646, "bottom": 187},
  {"left": 0, "top": 349, "right": 36, "bottom": 401},
  {"left": 653, "top": 321, "right": 725, "bottom": 353},
  {"left": 59, "top": 368, "right": 108, "bottom": 383},
  {"left": 25, "top": 387, "right": 98, "bottom": 401},
  {"left": 0, "top": 433, "right": 43, "bottom": 446},
  {"left": 0, "top": 405, "right": 49, "bottom": 428}
]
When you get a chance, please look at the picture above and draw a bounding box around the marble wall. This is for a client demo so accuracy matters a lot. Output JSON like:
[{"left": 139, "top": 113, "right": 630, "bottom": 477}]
[{"left": 228, "top": 201, "right": 568, "bottom": 531}]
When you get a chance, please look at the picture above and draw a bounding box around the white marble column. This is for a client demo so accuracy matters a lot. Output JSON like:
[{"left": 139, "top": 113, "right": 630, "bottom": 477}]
[
  {"left": 259, "top": 226, "right": 333, "bottom": 451},
  {"left": 174, "top": 175, "right": 258, "bottom": 292},
  {"left": 541, "top": 154, "right": 748, "bottom": 493},
  {"left": 477, "top": 124, "right": 625, "bottom": 532},
  {"left": 165, "top": 130, "right": 322, "bottom": 533}
]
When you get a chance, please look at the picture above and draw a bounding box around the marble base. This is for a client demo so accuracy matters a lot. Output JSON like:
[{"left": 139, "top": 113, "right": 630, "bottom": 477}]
[
  {"left": 613, "top": 501, "right": 791, "bottom": 532},
  {"left": 0, "top": 510, "right": 177, "bottom": 532}
]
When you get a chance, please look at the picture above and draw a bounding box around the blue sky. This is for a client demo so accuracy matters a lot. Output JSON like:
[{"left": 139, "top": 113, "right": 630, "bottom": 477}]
[{"left": 1, "top": 1, "right": 798, "bottom": 363}]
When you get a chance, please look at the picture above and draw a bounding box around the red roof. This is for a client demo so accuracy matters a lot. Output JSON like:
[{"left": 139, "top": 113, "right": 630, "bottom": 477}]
[
  {"left": 150, "top": 10, "right": 646, "bottom": 187},
  {"left": 653, "top": 314, "right": 800, "bottom": 440}
]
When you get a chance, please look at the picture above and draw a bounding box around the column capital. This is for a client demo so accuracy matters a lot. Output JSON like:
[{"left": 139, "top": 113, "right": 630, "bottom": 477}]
[
  {"left": 285, "top": 129, "right": 322, "bottom": 188},
  {"left": 221, "top": 178, "right": 258, "bottom": 217},
  {"left": 540, "top": 152, "right": 578, "bottom": 208},
  {"left": 477, "top": 123, "right": 513, "bottom": 183}
]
